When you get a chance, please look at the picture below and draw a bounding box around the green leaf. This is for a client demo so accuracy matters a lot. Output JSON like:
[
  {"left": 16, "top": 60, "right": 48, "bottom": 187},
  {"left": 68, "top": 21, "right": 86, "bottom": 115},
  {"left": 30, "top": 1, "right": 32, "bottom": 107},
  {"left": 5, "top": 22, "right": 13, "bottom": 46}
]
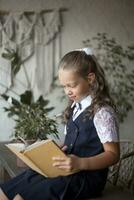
[
  {"left": 37, "top": 96, "right": 49, "bottom": 106},
  {"left": 20, "top": 90, "right": 33, "bottom": 105},
  {"left": 1, "top": 94, "right": 9, "bottom": 101}
]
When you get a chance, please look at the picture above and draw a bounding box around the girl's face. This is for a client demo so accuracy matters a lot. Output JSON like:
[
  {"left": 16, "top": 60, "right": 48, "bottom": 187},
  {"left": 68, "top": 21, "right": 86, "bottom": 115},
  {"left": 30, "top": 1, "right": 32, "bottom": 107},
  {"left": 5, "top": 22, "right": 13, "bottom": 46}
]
[{"left": 59, "top": 69, "right": 94, "bottom": 102}]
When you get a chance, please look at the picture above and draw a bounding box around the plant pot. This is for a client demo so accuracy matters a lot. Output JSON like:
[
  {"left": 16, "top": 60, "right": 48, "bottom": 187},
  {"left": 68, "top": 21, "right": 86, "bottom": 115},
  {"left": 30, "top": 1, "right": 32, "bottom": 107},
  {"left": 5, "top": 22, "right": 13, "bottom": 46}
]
[{"left": 26, "top": 139, "right": 36, "bottom": 145}]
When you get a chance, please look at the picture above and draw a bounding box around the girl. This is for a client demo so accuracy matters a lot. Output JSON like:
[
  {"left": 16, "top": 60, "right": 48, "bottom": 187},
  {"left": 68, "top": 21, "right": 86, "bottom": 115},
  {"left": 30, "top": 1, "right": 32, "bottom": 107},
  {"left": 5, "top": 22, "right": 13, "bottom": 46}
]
[{"left": 0, "top": 48, "right": 120, "bottom": 200}]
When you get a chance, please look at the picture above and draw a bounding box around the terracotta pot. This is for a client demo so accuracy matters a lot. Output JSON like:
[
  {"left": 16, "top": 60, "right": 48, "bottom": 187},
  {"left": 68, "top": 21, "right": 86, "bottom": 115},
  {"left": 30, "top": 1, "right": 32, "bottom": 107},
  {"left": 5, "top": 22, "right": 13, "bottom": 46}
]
[{"left": 26, "top": 139, "right": 36, "bottom": 145}]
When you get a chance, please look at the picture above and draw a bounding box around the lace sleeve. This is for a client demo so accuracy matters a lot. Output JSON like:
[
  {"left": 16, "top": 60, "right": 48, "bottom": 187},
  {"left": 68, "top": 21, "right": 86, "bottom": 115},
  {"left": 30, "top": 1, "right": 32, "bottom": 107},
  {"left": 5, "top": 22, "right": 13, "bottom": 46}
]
[{"left": 94, "top": 106, "right": 119, "bottom": 143}]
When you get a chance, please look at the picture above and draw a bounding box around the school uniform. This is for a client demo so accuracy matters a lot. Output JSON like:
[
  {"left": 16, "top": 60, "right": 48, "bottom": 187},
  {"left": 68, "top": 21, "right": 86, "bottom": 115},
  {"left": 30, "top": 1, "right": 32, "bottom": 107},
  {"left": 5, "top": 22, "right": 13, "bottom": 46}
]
[{"left": 0, "top": 95, "right": 119, "bottom": 200}]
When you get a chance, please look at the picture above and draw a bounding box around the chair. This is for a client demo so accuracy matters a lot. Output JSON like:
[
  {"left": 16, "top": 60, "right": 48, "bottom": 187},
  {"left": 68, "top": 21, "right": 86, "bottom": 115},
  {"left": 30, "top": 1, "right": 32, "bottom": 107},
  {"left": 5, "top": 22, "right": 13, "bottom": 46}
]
[
  {"left": 108, "top": 140, "right": 134, "bottom": 194},
  {"left": 84, "top": 140, "right": 134, "bottom": 200}
]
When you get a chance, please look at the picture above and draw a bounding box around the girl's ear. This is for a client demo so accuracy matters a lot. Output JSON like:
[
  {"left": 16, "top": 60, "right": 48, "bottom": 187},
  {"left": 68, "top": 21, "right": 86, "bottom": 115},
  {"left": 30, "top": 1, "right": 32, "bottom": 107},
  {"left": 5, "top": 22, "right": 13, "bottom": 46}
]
[{"left": 87, "top": 73, "right": 95, "bottom": 84}]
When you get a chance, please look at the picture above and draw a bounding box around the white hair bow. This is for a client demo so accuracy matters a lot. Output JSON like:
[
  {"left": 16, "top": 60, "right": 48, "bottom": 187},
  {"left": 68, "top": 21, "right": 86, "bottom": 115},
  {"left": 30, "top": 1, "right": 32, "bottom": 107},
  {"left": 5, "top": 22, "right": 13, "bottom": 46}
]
[
  {"left": 83, "top": 47, "right": 93, "bottom": 55},
  {"left": 76, "top": 47, "right": 93, "bottom": 55}
]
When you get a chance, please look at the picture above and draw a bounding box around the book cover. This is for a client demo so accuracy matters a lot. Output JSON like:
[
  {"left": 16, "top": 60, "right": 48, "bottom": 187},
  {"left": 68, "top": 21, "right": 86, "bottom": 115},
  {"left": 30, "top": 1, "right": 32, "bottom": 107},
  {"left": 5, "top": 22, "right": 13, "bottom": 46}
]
[{"left": 6, "top": 139, "right": 76, "bottom": 177}]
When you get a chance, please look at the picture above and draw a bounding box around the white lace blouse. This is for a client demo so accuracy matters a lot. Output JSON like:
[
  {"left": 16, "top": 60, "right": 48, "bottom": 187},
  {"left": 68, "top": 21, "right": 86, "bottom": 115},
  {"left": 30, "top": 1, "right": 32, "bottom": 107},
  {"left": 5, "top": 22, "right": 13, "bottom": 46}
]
[
  {"left": 65, "top": 95, "right": 119, "bottom": 144},
  {"left": 93, "top": 106, "right": 119, "bottom": 143}
]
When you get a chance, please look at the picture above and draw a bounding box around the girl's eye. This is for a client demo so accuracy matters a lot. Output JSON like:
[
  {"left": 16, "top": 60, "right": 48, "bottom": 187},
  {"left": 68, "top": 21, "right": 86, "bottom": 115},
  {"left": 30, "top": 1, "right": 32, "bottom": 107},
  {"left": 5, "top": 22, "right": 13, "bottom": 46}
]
[
  {"left": 63, "top": 85, "right": 76, "bottom": 89},
  {"left": 70, "top": 83, "right": 77, "bottom": 88},
  {"left": 70, "top": 85, "right": 75, "bottom": 88}
]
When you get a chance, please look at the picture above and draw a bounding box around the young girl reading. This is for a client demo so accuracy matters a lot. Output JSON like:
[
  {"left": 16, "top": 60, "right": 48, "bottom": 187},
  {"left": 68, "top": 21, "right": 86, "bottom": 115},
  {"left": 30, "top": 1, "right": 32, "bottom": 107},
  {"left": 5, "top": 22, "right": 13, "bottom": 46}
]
[{"left": 0, "top": 48, "right": 120, "bottom": 200}]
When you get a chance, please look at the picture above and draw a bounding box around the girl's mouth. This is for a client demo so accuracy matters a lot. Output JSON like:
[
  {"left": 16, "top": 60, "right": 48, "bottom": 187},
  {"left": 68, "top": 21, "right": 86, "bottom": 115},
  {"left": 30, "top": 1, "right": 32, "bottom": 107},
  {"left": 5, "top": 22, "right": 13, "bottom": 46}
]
[{"left": 69, "top": 96, "right": 76, "bottom": 100}]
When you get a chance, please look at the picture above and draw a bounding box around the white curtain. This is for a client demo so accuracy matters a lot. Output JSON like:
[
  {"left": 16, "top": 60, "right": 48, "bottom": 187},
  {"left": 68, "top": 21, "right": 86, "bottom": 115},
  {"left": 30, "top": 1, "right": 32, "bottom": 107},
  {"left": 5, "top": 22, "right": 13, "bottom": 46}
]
[{"left": 0, "top": 9, "right": 62, "bottom": 96}]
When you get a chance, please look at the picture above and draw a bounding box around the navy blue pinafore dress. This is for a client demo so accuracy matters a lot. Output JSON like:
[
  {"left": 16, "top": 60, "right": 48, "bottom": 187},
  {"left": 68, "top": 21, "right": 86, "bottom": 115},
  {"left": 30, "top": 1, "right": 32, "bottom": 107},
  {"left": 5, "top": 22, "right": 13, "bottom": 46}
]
[{"left": 0, "top": 110, "right": 108, "bottom": 200}]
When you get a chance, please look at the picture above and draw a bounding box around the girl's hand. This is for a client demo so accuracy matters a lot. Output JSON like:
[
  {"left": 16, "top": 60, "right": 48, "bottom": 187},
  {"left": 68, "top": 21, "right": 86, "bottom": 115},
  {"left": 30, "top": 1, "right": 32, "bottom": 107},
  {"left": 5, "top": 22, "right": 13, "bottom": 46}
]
[{"left": 52, "top": 154, "right": 81, "bottom": 172}]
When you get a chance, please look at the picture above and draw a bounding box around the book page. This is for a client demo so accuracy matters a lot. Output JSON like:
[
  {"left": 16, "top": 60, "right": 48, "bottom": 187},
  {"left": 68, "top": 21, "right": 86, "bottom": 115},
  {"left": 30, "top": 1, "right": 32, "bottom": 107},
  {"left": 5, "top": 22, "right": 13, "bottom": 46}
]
[
  {"left": 7, "top": 140, "right": 51, "bottom": 152},
  {"left": 7, "top": 143, "right": 26, "bottom": 152},
  {"left": 24, "top": 139, "right": 51, "bottom": 152}
]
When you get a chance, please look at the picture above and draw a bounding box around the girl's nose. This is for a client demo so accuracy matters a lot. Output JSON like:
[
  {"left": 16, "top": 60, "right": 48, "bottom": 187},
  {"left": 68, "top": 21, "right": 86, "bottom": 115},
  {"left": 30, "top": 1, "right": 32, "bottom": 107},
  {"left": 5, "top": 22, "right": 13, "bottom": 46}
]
[{"left": 65, "top": 88, "right": 72, "bottom": 96}]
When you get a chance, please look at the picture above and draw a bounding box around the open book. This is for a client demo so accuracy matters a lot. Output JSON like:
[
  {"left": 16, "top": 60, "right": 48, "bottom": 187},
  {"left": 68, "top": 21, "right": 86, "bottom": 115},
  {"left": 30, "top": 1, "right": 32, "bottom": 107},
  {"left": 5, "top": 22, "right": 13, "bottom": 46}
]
[{"left": 6, "top": 139, "right": 76, "bottom": 178}]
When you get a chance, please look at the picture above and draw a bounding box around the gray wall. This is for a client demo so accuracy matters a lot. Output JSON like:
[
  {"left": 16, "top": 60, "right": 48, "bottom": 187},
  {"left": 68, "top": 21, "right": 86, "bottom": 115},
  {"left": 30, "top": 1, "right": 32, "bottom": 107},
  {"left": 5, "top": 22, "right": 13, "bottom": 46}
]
[{"left": 0, "top": 0, "right": 134, "bottom": 141}]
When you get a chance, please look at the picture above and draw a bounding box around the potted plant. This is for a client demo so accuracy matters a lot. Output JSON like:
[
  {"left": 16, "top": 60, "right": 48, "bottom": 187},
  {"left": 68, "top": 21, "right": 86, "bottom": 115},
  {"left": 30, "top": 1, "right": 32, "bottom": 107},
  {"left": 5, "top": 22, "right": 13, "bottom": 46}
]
[{"left": 1, "top": 90, "right": 59, "bottom": 142}]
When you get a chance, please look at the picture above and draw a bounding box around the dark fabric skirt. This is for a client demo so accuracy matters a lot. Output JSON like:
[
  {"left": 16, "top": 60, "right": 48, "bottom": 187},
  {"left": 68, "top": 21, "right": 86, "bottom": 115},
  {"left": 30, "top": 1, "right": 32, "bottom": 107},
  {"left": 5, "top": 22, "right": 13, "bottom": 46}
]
[{"left": 0, "top": 168, "right": 107, "bottom": 200}]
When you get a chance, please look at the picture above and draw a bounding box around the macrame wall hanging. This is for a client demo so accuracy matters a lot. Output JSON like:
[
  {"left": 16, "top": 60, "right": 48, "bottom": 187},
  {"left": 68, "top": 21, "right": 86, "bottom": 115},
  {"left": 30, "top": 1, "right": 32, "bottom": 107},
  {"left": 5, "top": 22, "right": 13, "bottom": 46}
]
[{"left": 0, "top": 8, "right": 64, "bottom": 96}]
